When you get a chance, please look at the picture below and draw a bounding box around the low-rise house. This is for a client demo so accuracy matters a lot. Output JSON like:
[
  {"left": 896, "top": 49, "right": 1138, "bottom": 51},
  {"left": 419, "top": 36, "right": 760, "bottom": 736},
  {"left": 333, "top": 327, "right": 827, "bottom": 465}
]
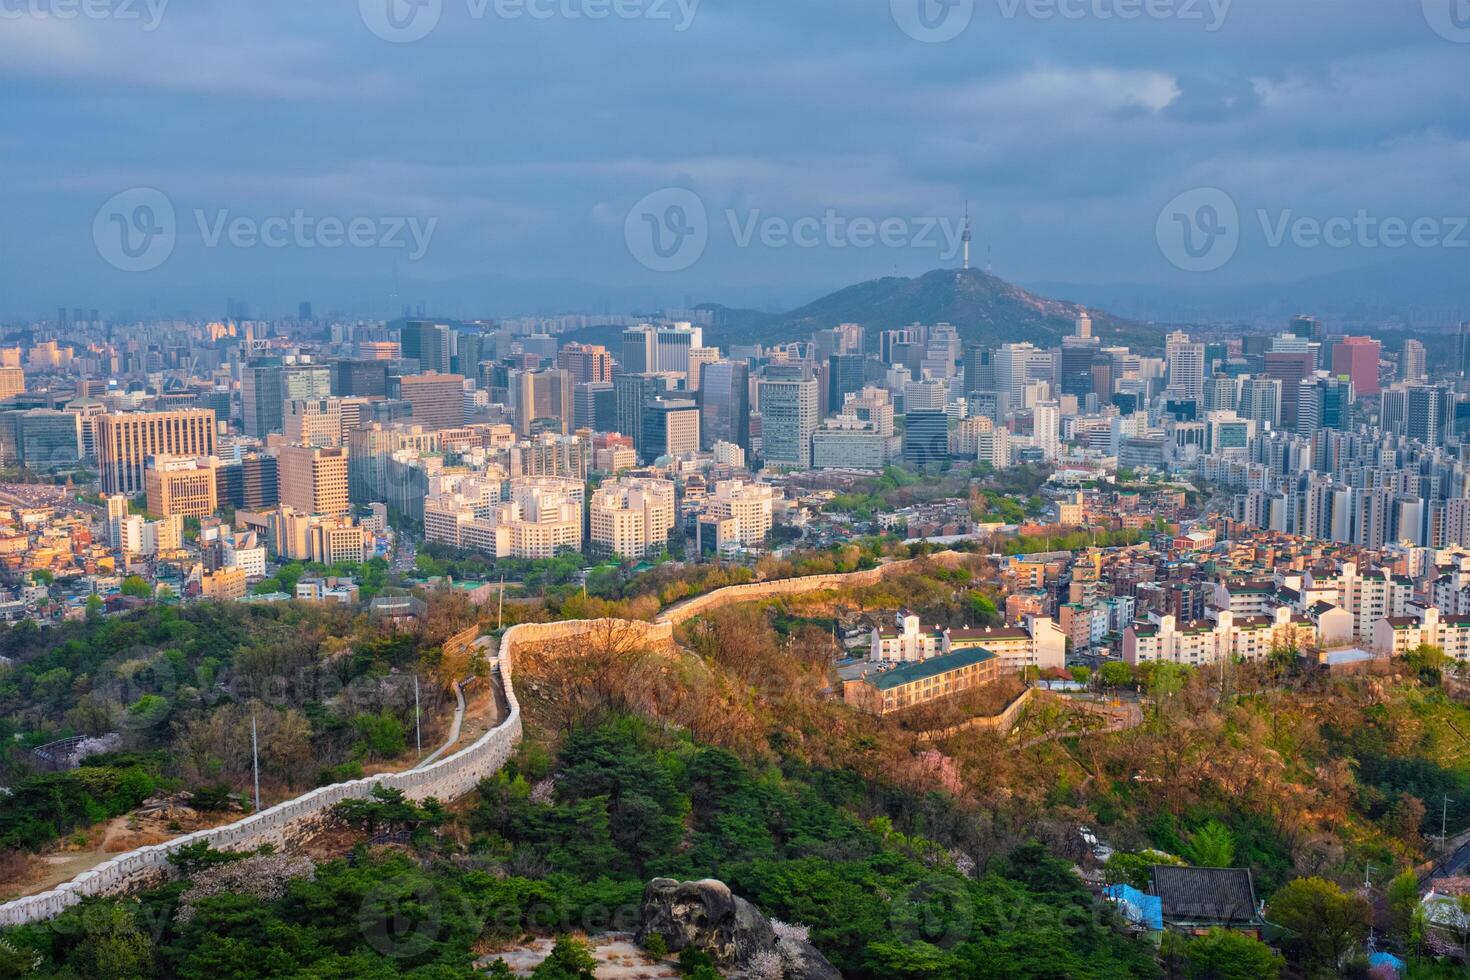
[{"left": 1151, "top": 866, "right": 1264, "bottom": 936}]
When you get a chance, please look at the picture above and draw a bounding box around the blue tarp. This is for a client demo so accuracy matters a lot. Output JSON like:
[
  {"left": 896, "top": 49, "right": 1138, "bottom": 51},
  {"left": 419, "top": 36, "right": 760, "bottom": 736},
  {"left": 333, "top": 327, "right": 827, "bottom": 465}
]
[
  {"left": 1368, "top": 952, "right": 1405, "bottom": 976},
  {"left": 1104, "top": 884, "right": 1163, "bottom": 931}
]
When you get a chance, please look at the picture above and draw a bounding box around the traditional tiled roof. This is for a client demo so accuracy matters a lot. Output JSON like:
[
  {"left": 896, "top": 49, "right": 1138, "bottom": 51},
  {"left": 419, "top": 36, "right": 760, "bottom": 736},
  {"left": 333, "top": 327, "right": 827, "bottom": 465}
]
[{"left": 1152, "top": 866, "right": 1259, "bottom": 925}]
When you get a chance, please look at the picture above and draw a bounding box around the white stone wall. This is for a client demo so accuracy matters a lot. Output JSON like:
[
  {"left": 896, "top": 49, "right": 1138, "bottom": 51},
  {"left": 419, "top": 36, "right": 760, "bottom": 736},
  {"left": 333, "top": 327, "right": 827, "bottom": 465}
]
[{"left": 0, "top": 559, "right": 968, "bottom": 927}]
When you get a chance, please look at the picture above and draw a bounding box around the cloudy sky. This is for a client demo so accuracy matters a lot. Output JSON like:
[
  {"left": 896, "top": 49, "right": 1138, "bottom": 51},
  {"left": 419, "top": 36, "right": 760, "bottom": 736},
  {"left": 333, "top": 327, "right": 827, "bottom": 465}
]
[{"left": 0, "top": 0, "right": 1466, "bottom": 318}]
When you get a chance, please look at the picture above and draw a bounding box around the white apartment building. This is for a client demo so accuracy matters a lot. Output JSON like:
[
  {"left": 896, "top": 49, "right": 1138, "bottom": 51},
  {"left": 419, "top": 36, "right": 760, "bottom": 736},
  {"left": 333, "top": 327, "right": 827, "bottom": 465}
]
[
  {"left": 1373, "top": 606, "right": 1470, "bottom": 660},
  {"left": 1124, "top": 608, "right": 1320, "bottom": 667},
  {"left": 872, "top": 611, "right": 1066, "bottom": 674},
  {"left": 590, "top": 477, "right": 676, "bottom": 558},
  {"left": 704, "top": 480, "right": 774, "bottom": 548},
  {"left": 424, "top": 476, "right": 582, "bottom": 560}
]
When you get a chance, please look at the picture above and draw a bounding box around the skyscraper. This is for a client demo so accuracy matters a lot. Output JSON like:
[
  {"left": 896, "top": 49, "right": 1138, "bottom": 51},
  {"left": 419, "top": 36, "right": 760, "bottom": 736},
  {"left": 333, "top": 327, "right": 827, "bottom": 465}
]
[
  {"left": 278, "top": 444, "right": 349, "bottom": 516},
  {"left": 698, "top": 360, "right": 750, "bottom": 451},
  {"left": 241, "top": 359, "right": 284, "bottom": 438},
  {"left": 640, "top": 398, "right": 701, "bottom": 460},
  {"left": 1264, "top": 352, "right": 1314, "bottom": 432},
  {"left": 1405, "top": 339, "right": 1428, "bottom": 382},
  {"left": 395, "top": 372, "right": 467, "bottom": 430},
  {"left": 902, "top": 410, "right": 948, "bottom": 466},
  {"left": 1165, "top": 331, "right": 1206, "bottom": 401},
  {"left": 621, "top": 326, "right": 658, "bottom": 374},
  {"left": 97, "top": 409, "right": 216, "bottom": 496},
  {"left": 557, "top": 343, "right": 614, "bottom": 384},
  {"left": 511, "top": 369, "right": 572, "bottom": 436},
  {"left": 398, "top": 320, "right": 452, "bottom": 374},
  {"left": 758, "top": 367, "right": 818, "bottom": 467},
  {"left": 331, "top": 358, "right": 390, "bottom": 399},
  {"left": 828, "top": 353, "right": 865, "bottom": 413},
  {"left": 1330, "top": 336, "right": 1380, "bottom": 397}
]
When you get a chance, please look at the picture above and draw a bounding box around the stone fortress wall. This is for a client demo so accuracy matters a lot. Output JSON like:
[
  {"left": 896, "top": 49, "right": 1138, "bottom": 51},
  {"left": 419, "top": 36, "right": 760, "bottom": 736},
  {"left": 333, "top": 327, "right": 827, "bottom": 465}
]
[{"left": 0, "top": 552, "right": 970, "bottom": 926}]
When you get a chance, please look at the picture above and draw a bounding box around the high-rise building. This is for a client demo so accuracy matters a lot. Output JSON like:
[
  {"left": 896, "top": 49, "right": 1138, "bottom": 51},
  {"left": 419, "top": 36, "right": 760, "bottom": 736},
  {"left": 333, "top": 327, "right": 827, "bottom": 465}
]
[
  {"left": 589, "top": 477, "right": 676, "bottom": 558},
  {"left": 703, "top": 480, "right": 774, "bottom": 550},
  {"left": 993, "top": 343, "right": 1053, "bottom": 404},
  {"left": 828, "top": 353, "right": 866, "bottom": 412},
  {"left": 640, "top": 398, "right": 701, "bottom": 460},
  {"left": 278, "top": 444, "right": 349, "bottom": 516},
  {"left": 903, "top": 410, "right": 949, "bottom": 466},
  {"left": 395, "top": 372, "right": 467, "bottom": 431},
  {"left": 241, "top": 359, "right": 284, "bottom": 438},
  {"left": 145, "top": 455, "right": 219, "bottom": 518},
  {"left": 1288, "top": 314, "right": 1323, "bottom": 341},
  {"left": 698, "top": 360, "right": 750, "bottom": 452},
  {"left": 14, "top": 409, "right": 81, "bottom": 471},
  {"left": 1263, "top": 351, "right": 1315, "bottom": 432},
  {"left": 1165, "top": 331, "right": 1206, "bottom": 401},
  {"left": 331, "top": 359, "right": 389, "bottom": 399},
  {"left": 654, "top": 323, "right": 703, "bottom": 375},
  {"left": 1457, "top": 322, "right": 1470, "bottom": 379},
  {"left": 963, "top": 344, "right": 993, "bottom": 397},
  {"left": 621, "top": 326, "right": 658, "bottom": 374},
  {"left": 1403, "top": 339, "right": 1428, "bottom": 382},
  {"left": 284, "top": 399, "right": 345, "bottom": 447},
  {"left": 686, "top": 347, "right": 720, "bottom": 392},
  {"left": 1330, "top": 336, "right": 1381, "bottom": 397},
  {"left": 844, "top": 386, "right": 895, "bottom": 437},
  {"left": 1032, "top": 400, "right": 1061, "bottom": 461},
  {"left": 573, "top": 381, "right": 618, "bottom": 432},
  {"left": 219, "top": 454, "right": 279, "bottom": 510},
  {"left": 1059, "top": 336, "right": 1101, "bottom": 398},
  {"left": 97, "top": 409, "right": 216, "bottom": 496},
  {"left": 398, "top": 320, "right": 452, "bottom": 374},
  {"left": 0, "top": 367, "right": 24, "bottom": 400},
  {"left": 758, "top": 368, "right": 818, "bottom": 467},
  {"left": 511, "top": 368, "right": 572, "bottom": 436},
  {"left": 557, "top": 343, "right": 614, "bottom": 384}
]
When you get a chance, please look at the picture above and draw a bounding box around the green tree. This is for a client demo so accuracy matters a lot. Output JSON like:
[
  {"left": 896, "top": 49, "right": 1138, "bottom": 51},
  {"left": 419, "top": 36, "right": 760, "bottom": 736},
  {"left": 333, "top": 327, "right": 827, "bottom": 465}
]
[
  {"left": 119, "top": 575, "right": 152, "bottom": 599},
  {"left": 1099, "top": 661, "right": 1133, "bottom": 690},
  {"left": 532, "top": 935, "right": 598, "bottom": 979},
  {"left": 967, "top": 592, "right": 999, "bottom": 626},
  {"left": 1164, "top": 928, "right": 1283, "bottom": 979},
  {"left": 85, "top": 593, "right": 104, "bottom": 618},
  {"left": 1267, "top": 876, "right": 1370, "bottom": 971},
  {"left": 1185, "top": 820, "right": 1237, "bottom": 868},
  {"left": 1386, "top": 869, "right": 1421, "bottom": 948}
]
